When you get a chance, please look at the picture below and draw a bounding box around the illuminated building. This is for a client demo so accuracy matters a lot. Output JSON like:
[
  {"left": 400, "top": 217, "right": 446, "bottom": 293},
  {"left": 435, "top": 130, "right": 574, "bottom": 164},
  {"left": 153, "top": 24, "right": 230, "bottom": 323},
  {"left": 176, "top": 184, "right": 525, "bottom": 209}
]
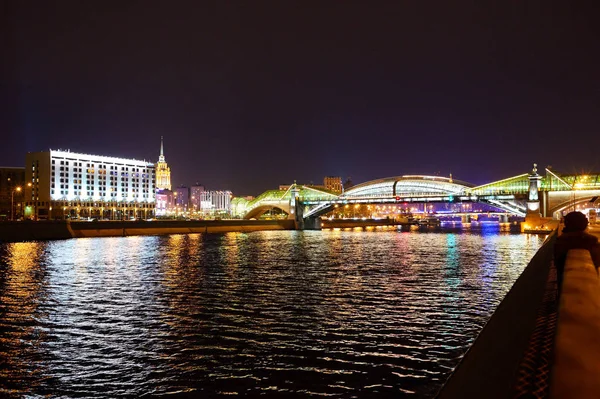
[
  {"left": 155, "top": 189, "right": 173, "bottom": 216},
  {"left": 155, "top": 136, "right": 172, "bottom": 190},
  {"left": 199, "top": 190, "right": 232, "bottom": 217},
  {"left": 25, "top": 150, "right": 155, "bottom": 220},
  {"left": 324, "top": 176, "right": 343, "bottom": 193},
  {"left": 0, "top": 167, "right": 26, "bottom": 220},
  {"left": 190, "top": 183, "right": 205, "bottom": 213},
  {"left": 174, "top": 186, "right": 189, "bottom": 210}
]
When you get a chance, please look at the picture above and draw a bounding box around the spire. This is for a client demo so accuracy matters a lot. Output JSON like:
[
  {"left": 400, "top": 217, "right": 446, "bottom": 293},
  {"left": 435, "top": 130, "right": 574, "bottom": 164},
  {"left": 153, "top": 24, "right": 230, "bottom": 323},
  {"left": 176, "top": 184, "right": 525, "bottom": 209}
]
[{"left": 158, "top": 136, "right": 166, "bottom": 163}]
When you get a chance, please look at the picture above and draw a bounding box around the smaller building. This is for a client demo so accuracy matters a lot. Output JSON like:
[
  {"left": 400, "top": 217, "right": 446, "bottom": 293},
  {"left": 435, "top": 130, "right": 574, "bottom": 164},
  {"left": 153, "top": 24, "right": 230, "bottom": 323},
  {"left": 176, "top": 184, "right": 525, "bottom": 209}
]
[
  {"left": 199, "top": 190, "right": 232, "bottom": 218},
  {"left": 190, "top": 183, "right": 205, "bottom": 213},
  {"left": 324, "top": 176, "right": 343, "bottom": 193},
  {"left": 344, "top": 177, "right": 354, "bottom": 190},
  {"left": 155, "top": 189, "right": 174, "bottom": 216},
  {"left": 0, "top": 167, "right": 26, "bottom": 220},
  {"left": 173, "top": 186, "right": 189, "bottom": 214}
]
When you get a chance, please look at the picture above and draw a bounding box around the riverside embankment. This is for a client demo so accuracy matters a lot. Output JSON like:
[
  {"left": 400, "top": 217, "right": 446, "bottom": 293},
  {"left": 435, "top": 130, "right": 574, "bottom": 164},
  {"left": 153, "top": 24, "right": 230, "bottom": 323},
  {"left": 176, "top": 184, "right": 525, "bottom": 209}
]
[
  {"left": 436, "top": 230, "right": 556, "bottom": 398},
  {"left": 0, "top": 219, "right": 295, "bottom": 242}
]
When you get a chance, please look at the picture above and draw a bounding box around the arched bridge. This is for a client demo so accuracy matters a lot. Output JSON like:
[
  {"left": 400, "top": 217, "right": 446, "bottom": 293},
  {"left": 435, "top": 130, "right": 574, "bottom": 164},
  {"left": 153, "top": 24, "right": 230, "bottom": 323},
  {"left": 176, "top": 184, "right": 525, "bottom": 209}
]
[
  {"left": 232, "top": 167, "right": 600, "bottom": 221},
  {"left": 302, "top": 175, "right": 525, "bottom": 218}
]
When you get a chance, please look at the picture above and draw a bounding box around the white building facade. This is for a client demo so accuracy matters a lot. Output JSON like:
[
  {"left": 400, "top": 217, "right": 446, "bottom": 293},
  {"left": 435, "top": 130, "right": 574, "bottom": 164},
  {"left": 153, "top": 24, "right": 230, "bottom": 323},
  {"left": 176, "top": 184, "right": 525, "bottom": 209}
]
[
  {"left": 25, "top": 150, "right": 155, "bottom": 220},
  {"left": 199, "top": 190, "right": 232, "bottom": 217}
]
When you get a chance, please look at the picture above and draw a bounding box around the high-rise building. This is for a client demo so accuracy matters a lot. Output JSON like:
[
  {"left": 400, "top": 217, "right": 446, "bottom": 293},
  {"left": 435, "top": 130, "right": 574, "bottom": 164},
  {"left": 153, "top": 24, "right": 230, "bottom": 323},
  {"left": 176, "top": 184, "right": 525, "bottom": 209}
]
[
  {"left": 190, "top": 183, "right": 205, "bottom": 212},
  {"left": 0, "top": 167, "right": 26, "bottom": 220},
  {"left": 155, "top": 136, "right": 171, "bottom": 191},
  {"left": 324, "top": 176, "right": 343, "bottom": 193},
  {"left": 174, "top": 185, "right": 189, "bottom": 210},
  {"left": 25, "top": 150, "right": 155, "bottom": 220}
]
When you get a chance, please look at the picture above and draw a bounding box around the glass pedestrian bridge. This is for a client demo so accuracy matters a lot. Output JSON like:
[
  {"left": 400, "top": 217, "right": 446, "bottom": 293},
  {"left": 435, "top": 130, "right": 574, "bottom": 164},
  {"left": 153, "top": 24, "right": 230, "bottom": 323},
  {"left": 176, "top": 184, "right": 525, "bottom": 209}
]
[{"left": 232, "top": 168, "right": 600, "bottom": 220}]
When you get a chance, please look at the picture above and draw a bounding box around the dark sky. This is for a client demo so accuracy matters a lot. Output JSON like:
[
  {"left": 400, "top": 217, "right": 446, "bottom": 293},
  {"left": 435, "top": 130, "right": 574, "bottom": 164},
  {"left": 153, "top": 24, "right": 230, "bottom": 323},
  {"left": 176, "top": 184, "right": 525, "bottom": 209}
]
[{"left": 2, "top": 1, "right": 599, "bottom": 195}]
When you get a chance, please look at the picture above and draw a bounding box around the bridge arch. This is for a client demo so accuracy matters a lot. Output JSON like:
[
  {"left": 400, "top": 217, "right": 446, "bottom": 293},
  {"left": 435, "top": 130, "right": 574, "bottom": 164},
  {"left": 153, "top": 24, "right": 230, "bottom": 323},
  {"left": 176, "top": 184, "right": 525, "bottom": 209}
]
[
  {"left": 344, "top": 175, "right": 473, "bottom": 198},
  {"left": 244, "top": 204, "right": 290, "bottom": 220},
  {"left": 549, "top": 197, "right": 599, "bottom": 218},
  {"left": 240, "top": 185, "right": 339, "bottom": 220}
]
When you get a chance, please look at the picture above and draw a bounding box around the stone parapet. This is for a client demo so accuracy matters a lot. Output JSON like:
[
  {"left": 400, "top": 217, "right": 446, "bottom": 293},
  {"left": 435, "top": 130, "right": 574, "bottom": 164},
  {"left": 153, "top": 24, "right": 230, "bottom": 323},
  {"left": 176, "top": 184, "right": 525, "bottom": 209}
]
[{"left": 551, "top": 249, "right": 600, "bottom": 399}]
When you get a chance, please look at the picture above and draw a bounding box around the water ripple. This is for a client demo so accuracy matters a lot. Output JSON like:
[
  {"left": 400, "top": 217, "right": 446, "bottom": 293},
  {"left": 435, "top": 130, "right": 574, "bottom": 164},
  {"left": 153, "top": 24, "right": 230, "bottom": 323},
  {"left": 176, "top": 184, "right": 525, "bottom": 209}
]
[{"left": 0, "top": 230, "right": 544, "bottom": 397}]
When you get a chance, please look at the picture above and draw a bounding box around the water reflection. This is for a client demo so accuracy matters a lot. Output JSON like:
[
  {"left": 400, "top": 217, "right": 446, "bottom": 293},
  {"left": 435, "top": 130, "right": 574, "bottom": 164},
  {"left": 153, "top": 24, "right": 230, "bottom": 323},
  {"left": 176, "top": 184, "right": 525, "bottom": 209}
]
[
  {"left": 0, "top": 230, "right": 545, "bottom": 398},
  {"left": 0, "top": 242, "right": 50, "bottom": 396}
]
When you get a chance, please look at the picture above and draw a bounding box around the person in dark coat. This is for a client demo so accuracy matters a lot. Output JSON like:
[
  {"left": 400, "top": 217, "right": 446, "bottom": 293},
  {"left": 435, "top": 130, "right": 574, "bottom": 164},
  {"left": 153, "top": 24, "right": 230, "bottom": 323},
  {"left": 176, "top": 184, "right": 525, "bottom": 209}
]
[{"left": 554, "top": 211, "right": 600, "bottom": 292}]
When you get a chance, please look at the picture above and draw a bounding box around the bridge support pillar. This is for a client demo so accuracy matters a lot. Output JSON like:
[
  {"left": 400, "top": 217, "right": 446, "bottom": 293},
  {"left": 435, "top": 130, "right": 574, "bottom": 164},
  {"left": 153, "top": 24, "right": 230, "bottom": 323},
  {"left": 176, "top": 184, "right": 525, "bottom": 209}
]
[
  {"left": 289, "top": 184, "right": 302, "bottom": 229},
  {"left": 292, "top": 204, "right": 322, "bottom": 230},
  {"left": 526, "top": 164, "right": 542, "bottom": 217},
  {"left": 541, "top": 191, "right": 549, "bottom": 217},
  {"left": 302, "top": 217, "right": 322, "bottom": 230},
  {"left": 523, "top": 164, "right": 556, "bottom": 231}
]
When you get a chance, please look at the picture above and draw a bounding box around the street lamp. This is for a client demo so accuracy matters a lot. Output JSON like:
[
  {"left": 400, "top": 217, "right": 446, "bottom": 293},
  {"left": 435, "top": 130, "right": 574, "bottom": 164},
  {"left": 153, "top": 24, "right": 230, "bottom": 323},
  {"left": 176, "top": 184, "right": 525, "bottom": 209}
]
[
  {"left": 27, "top": 182, "right": 32, "bottom": 219},
  {"left": 11, "top": 186, "right": 22, "bottom": 221}
]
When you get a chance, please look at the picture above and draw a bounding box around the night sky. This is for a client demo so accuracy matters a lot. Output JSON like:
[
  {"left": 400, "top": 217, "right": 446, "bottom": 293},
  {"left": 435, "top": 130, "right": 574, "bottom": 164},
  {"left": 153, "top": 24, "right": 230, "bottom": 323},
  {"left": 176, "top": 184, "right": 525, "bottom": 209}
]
[{"left": 2, "top": 1, "right": 599, "bottom": 196}]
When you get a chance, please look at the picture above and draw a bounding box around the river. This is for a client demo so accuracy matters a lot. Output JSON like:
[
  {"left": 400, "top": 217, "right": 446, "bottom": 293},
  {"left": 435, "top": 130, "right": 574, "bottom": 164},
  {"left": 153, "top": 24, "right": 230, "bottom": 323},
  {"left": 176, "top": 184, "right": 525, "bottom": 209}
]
[{"left": 0, "top": 228, "right": 545, "bottom": 398}]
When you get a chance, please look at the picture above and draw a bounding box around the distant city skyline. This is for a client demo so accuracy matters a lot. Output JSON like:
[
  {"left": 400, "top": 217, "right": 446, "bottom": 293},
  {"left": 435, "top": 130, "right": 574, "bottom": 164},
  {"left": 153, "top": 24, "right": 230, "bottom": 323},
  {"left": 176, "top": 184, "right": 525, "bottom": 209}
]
[{"left": 2, "top": 2, "right": 599, "bottom": 196}]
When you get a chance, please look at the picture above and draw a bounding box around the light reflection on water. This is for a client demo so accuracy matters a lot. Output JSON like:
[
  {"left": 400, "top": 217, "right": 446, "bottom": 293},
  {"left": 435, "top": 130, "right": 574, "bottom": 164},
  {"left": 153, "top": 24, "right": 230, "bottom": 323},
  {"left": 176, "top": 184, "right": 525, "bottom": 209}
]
[{"left": 0, "top": 230, "right": 545, "bottom": 398}]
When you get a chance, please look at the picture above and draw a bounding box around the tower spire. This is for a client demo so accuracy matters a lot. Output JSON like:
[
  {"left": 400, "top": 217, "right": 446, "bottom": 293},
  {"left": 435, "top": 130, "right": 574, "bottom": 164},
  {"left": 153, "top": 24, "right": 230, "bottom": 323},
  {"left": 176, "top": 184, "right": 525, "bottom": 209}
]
[
  {"left": 156, "top": 136, "right": 171, "bottom": 190},
  {"left": 159, "top": 136, "right": 166, "bottom": 163}
]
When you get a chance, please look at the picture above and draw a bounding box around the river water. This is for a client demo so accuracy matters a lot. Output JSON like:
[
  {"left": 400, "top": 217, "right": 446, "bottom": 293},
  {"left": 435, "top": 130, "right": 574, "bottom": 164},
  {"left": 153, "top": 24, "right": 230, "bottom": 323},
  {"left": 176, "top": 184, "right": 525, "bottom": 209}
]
[{"left": 0, "top": 228, "right": 545, "bottom": 398}]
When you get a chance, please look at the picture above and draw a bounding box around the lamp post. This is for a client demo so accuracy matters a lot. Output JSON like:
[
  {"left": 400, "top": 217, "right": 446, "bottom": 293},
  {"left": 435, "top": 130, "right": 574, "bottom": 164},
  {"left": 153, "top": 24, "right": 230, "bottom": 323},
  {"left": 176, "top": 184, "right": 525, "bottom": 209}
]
[
  {"left": 27, "top": 182, "right": 33, "bottom": 220},
  {"left": 11, "top": 186, "right": 22, "bottom": 221}
]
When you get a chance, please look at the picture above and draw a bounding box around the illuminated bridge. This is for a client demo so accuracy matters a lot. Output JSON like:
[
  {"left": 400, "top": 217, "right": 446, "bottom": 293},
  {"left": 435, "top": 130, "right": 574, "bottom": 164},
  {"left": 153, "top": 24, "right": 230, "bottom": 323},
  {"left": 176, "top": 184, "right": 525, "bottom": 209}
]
[{"left": 231, "top": 166, "right": 600, "bottom": 226}]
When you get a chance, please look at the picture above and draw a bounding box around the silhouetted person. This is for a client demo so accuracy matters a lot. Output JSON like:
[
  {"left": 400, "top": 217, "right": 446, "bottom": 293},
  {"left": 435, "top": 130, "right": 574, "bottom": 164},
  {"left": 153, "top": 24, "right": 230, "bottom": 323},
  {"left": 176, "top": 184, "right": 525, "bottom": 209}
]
[{"left": 554, "top": 211, "right": 600, "bottom": 293}]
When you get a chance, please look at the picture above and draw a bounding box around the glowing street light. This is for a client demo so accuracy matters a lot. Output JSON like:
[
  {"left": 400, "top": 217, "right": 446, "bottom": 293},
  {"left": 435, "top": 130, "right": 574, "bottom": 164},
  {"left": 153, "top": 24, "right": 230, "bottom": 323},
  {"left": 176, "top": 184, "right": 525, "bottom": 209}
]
[{"left": 11, "top": 186, "right": 22, "bottom": 221}]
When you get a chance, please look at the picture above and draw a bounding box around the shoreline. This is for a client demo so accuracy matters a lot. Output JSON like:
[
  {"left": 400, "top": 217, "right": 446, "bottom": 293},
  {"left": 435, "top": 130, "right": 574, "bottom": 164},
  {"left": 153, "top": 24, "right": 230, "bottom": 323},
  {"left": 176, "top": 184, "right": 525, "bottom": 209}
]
[{"left": 0, "top": 219, "right": 296, "bottom": 242}]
